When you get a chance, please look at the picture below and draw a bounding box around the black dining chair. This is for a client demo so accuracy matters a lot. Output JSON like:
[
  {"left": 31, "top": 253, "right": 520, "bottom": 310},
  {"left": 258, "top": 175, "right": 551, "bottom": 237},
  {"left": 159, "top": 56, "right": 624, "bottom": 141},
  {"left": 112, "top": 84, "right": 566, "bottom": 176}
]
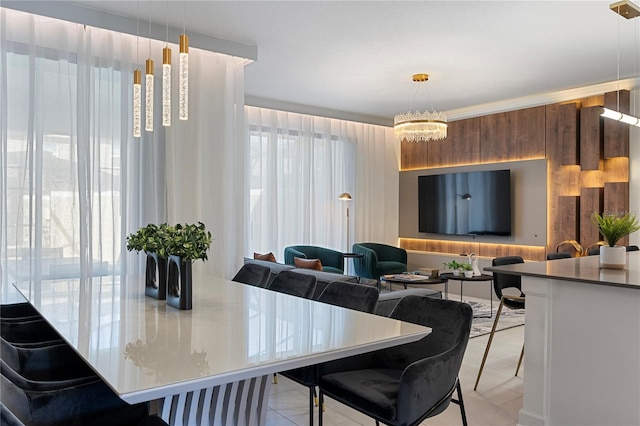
[
  {"left": 317, "top": 295, "right": 473, "bottom": 426},
  {"left": 1, "top": 358, "right": 151, "bottom": 426},
  {"left": 1, "top": 319, "right": 62, "bottom": 348},
  {"left": 266, "top": 270, "right": 317, "bottom": 299},
  {"left": 474, "top": 256, "right": 525, "bottom": 390},
  {"left": 546, "top": 252, "right": 572, "bottom": 260},
  {"left": 1, "top": 303, "right": 41, "bottom": 322},
  {"left": 232, "top": 263, "right": 271, "bottom": 288},
  {"left": 279, "top": 281, "right": 380, "bottom": 425}
]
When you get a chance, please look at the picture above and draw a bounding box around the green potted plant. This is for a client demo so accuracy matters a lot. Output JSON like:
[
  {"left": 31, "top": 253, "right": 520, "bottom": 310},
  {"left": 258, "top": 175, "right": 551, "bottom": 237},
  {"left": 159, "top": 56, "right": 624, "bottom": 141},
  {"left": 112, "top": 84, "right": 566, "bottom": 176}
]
[
  {"left": 165, "top": 222, "right": 212, "bottom": 310},
  {"left": 443, "top": 260, "right": 465, "bottom": 276},
  {"left": 459, "top": 263, "right": 474, "bottom": 278},
  {"left": 127, "top": 223, "right": 174, "bottom": 300},
  {"left": 592, "top": 211, "right": 640, "bottom": 269}
]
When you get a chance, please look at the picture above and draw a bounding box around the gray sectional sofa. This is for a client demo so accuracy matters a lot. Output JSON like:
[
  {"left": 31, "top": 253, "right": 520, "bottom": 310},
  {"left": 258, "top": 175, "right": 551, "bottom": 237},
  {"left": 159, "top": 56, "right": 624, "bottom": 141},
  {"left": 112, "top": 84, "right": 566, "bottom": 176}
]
[{"left": 243, "top": 257, "right": 441, "bottom": 316}]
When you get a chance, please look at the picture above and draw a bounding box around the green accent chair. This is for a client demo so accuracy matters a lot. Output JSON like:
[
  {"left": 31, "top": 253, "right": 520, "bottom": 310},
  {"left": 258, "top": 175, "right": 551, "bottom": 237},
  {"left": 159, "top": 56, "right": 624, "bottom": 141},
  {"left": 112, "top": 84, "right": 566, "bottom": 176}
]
[
  {"left": 352, "top": 243, "right": 407, "bottom": 290},
  {"left": 284, "top": 246, "right": 344, "bottom": 274}
]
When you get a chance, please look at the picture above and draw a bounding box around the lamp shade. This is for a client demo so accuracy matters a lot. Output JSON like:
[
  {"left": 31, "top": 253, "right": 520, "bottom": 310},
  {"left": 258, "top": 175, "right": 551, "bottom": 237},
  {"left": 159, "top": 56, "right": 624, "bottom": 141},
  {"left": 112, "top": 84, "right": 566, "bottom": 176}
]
[{"left": 338, "top": 193, "right": 352, "bottom": 201}]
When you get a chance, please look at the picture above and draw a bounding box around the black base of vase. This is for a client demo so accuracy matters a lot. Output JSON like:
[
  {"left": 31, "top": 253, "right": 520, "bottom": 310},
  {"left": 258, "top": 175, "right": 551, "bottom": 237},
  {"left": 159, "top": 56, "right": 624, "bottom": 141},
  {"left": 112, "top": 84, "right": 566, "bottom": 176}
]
[{"left": 166, "top": 255, "right": 192, "bottom": 310}]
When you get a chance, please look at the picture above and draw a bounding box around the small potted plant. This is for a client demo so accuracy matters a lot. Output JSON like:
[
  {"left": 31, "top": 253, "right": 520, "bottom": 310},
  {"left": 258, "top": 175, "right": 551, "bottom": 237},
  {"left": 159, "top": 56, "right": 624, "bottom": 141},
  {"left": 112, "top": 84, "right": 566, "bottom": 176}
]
[
  {"left": 126, "top": 223, "right": 174, "bottom": 300},
  {"left": 443, "top": 260, "right": 464, "bottom": 276},
  {"left": 592, "top": 211, "right": 640, "bottom": 269},
  {"left": 165, "top": 222, "right": 212, "bottom": 310},
  {"left": 460, "top": 263, "right": 474, "bottom": 278}
]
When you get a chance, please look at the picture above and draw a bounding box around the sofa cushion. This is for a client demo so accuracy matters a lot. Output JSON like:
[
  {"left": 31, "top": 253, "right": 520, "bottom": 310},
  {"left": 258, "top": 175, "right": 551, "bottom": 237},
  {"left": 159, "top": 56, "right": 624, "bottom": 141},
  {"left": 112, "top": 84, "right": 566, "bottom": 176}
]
[
  {"left": 253, "top": 252, "right": 276, "bottom": 262},
  {"left": 294, "top": 257, "right": 323, "bottom": 271}
]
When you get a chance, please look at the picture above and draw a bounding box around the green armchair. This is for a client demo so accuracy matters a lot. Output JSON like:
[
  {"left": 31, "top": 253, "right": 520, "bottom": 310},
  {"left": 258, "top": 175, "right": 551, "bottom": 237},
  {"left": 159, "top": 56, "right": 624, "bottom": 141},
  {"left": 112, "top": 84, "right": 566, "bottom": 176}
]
[
  {"left": 284, "top": 245, "right": 344, "bottom": 274},
  {"left": 352, "top": 243, "right": 407, "bottom": 289}
]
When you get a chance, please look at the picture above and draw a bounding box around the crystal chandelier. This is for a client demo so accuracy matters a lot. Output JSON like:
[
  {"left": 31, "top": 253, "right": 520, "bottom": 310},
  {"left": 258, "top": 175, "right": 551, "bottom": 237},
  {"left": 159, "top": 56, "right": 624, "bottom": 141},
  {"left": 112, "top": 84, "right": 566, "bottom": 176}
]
[{"left": 394, "top": 74, "right": 447, "bottom": 142}]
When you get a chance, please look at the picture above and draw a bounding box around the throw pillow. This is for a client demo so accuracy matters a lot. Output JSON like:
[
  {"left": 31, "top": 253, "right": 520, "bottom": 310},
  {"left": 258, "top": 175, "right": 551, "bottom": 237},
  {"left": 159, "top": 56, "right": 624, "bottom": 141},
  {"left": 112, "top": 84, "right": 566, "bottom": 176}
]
[
  {"left": 294, "top": 257, "right": 323, "bottom": 271},
  {"left": 254, "top": 252, "right": 276, "bottom": 262}
]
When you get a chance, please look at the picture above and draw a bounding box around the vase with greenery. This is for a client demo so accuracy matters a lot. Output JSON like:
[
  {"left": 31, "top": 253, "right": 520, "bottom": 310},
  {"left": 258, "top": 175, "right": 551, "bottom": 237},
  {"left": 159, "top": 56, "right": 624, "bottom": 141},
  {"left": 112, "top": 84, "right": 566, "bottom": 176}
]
[
  {"left": 443, "top": 260, "right": 465, "bottom": 276},
  {"left": 127, "top": 223, "right": 174, "bottom": 300},
  {"left": 592, "top": 211, "right": 640, "bottom": 269},
  {"left": 459, "top": 263, "right": 474, "bottom": 278},
  {"left": 165, "top": 222, "right": 212, "bottom": 310}
]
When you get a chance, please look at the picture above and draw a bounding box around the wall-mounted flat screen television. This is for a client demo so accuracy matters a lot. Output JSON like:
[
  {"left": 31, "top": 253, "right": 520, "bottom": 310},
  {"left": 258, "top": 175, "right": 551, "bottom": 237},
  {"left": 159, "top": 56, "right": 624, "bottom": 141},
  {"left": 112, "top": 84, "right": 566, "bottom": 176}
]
[{"left": 418, "top": 169, "right": 512, "bottom": 236}]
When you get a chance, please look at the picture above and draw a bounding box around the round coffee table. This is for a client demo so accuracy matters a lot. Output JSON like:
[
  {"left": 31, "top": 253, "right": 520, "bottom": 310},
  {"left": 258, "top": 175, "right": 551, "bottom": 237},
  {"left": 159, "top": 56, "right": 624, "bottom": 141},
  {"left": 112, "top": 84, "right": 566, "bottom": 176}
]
[
  {"left": 380, "top": 274, "right": 448, "bottom": 295},
  {"left": 439, "top": 273, "right": 494, "bottom": 314}
]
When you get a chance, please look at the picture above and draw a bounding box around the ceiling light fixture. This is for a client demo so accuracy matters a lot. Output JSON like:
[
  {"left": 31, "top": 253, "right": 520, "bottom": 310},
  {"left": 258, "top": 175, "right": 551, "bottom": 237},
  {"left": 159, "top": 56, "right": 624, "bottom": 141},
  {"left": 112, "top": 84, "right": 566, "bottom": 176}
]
[
  {"left": 179, "top": 2, "right": 189, "bottom": 120},
  {"left": 133, "top": 1, "right": 141, "bottom": 137},
  {"left": 601, "top": 1, "right": 640, "bottom": 127},
  {"left": 145, "top": 3, "right": 154, "bottom": 132},
  {"left": 394, "top": 74, "right": 447, "bottom": 142},
  {"left": 162, "top": 1, "right": 171, "bottom": 127}
]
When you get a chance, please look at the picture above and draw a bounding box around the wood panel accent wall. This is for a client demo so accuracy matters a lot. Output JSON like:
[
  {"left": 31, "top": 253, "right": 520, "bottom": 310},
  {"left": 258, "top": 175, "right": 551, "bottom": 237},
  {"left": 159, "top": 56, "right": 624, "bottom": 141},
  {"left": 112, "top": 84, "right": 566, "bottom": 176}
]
[
  {"left": 480, "top": 106, "right": 546, "bottom": 163},
  {"left": 604, "top": 90, "right": 630, "bottom": 158},
  {"left": 580, "top": 106, "right": 603, "bottom": 171},
  {"left": 399, "top": 90, "right": 630, "bottom": 261}
]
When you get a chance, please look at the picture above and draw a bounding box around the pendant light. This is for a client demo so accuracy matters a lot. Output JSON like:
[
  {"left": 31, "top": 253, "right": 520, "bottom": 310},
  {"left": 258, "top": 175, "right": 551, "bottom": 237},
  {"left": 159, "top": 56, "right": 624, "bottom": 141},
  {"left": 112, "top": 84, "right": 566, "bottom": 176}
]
[
  {"left": 133, "top": 2, "right": 141, "bottom": 137},
  {"left": 145, "top": 3, "right": 154, "bottom": 132},
  {"left": 179, "top": 3, "right": 189, "bottom": 120},
  {"left": 162, "top": 1, "right": 171, "bottom": 126},
  {"left": 394, "top": 74, "right": 448, "bottom": 142},
  {"left": 601, "top": 1, "right": 640, "bottom": 127}
]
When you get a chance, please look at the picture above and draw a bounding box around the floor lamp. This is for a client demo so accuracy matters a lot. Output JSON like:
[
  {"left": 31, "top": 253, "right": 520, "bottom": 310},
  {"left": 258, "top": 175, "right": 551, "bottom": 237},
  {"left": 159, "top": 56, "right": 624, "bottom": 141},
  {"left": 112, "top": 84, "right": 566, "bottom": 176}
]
[{"left": 339, "top": 193, "right": 352, "bottom": 252}]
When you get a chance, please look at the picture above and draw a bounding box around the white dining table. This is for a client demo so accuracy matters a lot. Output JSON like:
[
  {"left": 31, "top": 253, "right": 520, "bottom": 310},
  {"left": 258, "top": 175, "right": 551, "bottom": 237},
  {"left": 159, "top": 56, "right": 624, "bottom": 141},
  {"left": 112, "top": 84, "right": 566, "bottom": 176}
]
[{"left": 12, "top": 273, "right": 430, "bottom": 426}]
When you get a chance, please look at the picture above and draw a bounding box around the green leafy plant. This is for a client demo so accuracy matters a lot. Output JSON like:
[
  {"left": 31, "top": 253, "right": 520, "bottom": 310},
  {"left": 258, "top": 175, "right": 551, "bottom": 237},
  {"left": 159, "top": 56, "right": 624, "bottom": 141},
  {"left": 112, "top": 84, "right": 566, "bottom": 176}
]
[
  {"left": 443, "top": 260, "right": 465, "bottom": 270},
  {"left": 459, "top": 263, "right": 473, "bottom": 271},
  {"left": 167, "top": 222, "right": 213, "bottom": 262},
  {"left": 592, "top": 211, "right": 640, "bottom": 247},
  {"left": 126, "top": 222, "right": 212, "bottom": 261},
  {"left": 126, "top": 223, "right": 175, "bottom": 258}
]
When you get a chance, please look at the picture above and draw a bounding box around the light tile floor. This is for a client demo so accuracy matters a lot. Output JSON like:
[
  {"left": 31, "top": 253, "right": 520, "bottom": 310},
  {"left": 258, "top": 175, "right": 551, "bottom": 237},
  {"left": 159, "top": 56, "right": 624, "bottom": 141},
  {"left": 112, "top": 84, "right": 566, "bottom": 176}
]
[{"left": 266, "top": 297, "right": 524, "bottom": 426}]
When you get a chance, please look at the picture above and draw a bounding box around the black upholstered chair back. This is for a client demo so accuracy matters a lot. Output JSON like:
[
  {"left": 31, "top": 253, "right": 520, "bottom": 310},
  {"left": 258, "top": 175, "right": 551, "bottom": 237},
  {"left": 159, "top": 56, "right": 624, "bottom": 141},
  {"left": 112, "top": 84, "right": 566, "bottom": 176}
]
[
  {"left": 546, "top": 252, "right": 572, "bottom": 260},
  {"left": 267, "top": 270, "right": 317, "bottom": 299},
  {"left": 316, "top": 281, "right": 379, "bottom": 313},
  {"left": 492, "top": 256, "right": 525, "bottom": 310},
  {"left": 232, "top": 263, "right": 271, "bottom": 288},
  {"left": 627, "top": 245, "right": 639, "bottom": 252},
  {"left": 374, "top": 296, "right": 473, "bottom": 371}
]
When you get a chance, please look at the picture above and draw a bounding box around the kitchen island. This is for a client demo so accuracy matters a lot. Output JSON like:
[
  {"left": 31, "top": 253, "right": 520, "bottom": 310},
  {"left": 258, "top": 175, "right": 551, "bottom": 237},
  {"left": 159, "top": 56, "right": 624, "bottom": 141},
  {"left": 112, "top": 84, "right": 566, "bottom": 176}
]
[{"left": 487, "top": 252, "right": 640, "bottom": 426}]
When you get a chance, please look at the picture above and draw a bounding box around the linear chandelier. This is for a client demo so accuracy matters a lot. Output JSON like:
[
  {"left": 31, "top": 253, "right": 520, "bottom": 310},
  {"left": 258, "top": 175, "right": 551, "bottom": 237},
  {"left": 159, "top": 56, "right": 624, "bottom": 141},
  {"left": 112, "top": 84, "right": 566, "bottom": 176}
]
[
  {"left": 394, "top": 74, "right": 447, "bottom": 143},
  {"left": 601, "top": 0, "right": 640, "bottom": 127}
]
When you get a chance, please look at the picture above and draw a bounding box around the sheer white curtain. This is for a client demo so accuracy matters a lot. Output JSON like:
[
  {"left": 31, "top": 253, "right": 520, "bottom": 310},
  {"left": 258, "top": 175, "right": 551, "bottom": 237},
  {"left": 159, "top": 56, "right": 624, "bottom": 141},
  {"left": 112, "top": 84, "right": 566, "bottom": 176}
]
[
  {"left": 165, "top": 51, "right": 246, "bottom": 279},
  {"left": 245, "top": 106, "right": 398, "bottom": 262}
]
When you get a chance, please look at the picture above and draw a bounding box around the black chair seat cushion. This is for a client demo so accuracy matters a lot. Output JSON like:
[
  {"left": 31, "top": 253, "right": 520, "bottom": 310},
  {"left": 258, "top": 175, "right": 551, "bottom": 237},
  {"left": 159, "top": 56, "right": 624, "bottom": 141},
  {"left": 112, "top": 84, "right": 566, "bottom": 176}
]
[
  {"left": 503, "top": 297, "right": 525, "bottom": 310},
  {"left": 321, "top": 368, "right": 402, "bottom": 421}
]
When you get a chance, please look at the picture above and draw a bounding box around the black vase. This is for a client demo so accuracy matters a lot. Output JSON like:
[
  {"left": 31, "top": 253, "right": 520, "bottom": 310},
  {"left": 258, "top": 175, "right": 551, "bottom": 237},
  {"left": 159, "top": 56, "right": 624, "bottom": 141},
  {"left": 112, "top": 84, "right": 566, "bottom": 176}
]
[
  {"left": 145, "top": 252, "right": 167, "bottom": 300},
  {"left": 166, "top": 255, "right": 192, "bottom": 310}
]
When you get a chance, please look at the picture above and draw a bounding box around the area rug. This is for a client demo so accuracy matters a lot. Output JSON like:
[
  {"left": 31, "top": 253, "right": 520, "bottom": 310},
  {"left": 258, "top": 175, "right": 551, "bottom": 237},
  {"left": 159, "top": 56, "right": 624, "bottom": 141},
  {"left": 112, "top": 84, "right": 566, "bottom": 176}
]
[{"left": 468, "top": 301, "right": 525, "bottom": 338}]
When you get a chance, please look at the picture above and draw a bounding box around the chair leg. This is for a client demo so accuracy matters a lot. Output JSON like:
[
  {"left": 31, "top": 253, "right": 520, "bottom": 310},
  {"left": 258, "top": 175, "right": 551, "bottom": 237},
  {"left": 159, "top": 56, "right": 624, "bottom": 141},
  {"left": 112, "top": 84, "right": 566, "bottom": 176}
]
[
  {"left": 309, "top": 386, "right": 314, "bottom": 426},
  {"left": 474, "top": 297, "right": 505, "bottom": 391},
  {"left": 313, "top": 386, "right": 318, "bottom": 406},
  {"left": 455, "top": 379, "right": 468, "bottom": 426},
  {"left": 515, "top": 343, "right": 524, "bottom": 376},
  {"left": 318, "top": 392, "right": 324, "bottom": 426},
  {"left": 273, "top": 372, "right": 278, "bottom": 384}
]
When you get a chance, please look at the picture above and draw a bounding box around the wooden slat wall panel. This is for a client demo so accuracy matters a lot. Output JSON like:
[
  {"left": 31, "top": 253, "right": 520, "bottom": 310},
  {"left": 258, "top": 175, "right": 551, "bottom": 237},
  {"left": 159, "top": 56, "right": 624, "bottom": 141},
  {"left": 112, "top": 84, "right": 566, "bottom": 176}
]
[
  {"left": 399, "top": 239, "right": 545, "bottom": 262},
  {"left": 549, "top": 196, "right": 580, "bottom": 251},
  {"left": 604, "top": 90, "right": 630, "bottom": 159},
  {"left": 427, "top": 118, "right": 480, "bottom": 168},
  {"left": 480, "top": 106, "right": 545, "bottom": 163},
  {"left": 546, "top": 103, "right": 578, "bottom": 166},
  {"left": 579, "top": 106, "right": 603, "bottom": 171},
  {"left": 604, "top": 182, "right": 630, "bottom": 246},
  {"left": 580, "top": 187, "right": 603, "bottom": 247},
  {"left": 400, "top": 140, "right": 428, "bottom": 170}
]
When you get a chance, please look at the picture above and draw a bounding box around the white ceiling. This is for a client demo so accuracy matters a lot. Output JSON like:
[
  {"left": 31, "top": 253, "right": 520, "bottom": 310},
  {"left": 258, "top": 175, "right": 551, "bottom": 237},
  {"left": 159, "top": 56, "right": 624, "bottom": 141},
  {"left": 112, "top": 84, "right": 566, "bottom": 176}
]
[{"left": 64, "top": 1, "right": 640, "bottom": 124}]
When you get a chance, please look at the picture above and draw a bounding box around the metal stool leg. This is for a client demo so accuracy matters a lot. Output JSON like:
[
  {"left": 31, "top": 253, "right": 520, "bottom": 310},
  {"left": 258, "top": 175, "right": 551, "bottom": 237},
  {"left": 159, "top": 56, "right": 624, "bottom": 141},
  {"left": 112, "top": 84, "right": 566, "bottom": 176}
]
[
  {"left": 515, "top": 343, "right": 525, "bottom": 376},
  {"left": 474, "top": 297, "right": 505, "bottom": 390}
]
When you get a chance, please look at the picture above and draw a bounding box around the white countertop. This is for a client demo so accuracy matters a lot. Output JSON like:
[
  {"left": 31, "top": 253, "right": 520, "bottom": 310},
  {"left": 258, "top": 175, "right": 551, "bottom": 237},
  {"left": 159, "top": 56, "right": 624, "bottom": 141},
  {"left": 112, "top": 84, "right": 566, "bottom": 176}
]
[
  {"left": 485, "top": 251, "right": 640, "bottom": 289},
  {"left": 13, "top": 274, "right": 429, "bottom": 403}
]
